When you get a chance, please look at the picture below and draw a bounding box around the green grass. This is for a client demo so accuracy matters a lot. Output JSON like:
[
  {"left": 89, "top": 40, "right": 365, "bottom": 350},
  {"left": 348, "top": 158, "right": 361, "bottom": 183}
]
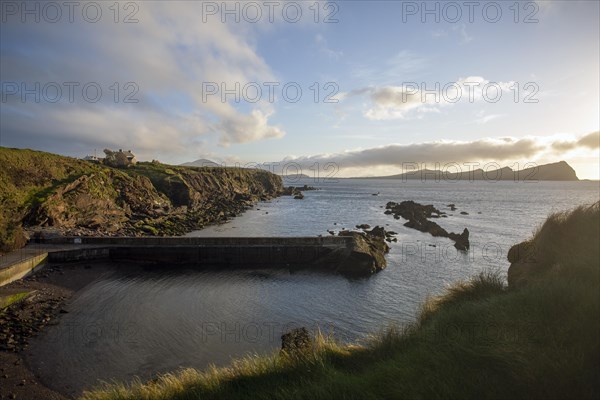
[
  {"left": 81, "top": 203, "right": 600, "bottom": 400},
  {"left": 0, "top": 148, "right": 282, "bottom": 251},
  {"left": 0, "top": 147, "right": 100, "bottom": 252},
  {"left": 0, "top": 291, "right": 33, "bottom": 309}
]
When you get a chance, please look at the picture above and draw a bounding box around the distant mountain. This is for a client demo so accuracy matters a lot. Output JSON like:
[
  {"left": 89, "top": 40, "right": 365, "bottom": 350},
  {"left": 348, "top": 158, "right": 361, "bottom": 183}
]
[
  {"left": 180, "top": 159, "right": 221, "bottom": 167},
  {"left": 281, "top": 173, "right": 311, "bottom": 179},
  {"left": 354, "top": 161, "right": 579, "bottom": 181}
]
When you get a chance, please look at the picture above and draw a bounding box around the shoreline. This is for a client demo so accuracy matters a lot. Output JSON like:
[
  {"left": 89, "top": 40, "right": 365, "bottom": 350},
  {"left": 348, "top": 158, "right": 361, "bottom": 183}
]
[{"left": 0, "top": 261, "right": 122, "bottom": 399}]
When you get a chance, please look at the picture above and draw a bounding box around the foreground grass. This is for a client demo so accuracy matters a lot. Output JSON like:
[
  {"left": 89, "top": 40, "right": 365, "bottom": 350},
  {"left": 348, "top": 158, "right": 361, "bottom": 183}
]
[{"left": 82, "top": 203, "right": 600, "bottom": 400}]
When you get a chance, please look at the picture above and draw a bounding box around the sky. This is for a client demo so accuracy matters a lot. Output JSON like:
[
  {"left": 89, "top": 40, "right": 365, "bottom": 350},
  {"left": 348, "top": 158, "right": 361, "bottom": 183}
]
[{"left": 1, "top": 0, "right": 599, "bottom": 178}]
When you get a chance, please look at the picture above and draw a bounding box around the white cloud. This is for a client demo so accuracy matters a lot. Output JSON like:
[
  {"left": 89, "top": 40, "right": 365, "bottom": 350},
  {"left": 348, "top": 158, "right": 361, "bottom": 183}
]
[
  {"left": 474, "top": 111, "right": 504, "bottom": 125},
  {"left": 277, "top": 132, "right": 599, "bottom": 176},
  {"left": 315, "top": 34, "right": 343, "bottom": 60},
  {"left": 338, "top": 76, "right": 515, "bottom": 120},
  {"left": 454, "top": 24, "right": 473, "bottom": 44},
  {"left": 0, "top": 2, "right": 285, "bottom": 161}
]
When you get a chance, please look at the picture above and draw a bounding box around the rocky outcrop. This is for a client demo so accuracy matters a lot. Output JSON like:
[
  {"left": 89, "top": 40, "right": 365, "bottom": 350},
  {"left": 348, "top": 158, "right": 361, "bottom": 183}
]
[
  {"left": 385, "top": 201, "right": 470, "bottom": 250},
  {"left": 0, "top": 148, "right": 283, "bottom": 247},
  {"left": 448, "top": 228, "right": 470, "bottom": 251},
  {"left": 27, "top": 165, "right": 282, "bottom": 237},
  {"left": 315, "top": 226, "right": 390, "bottom": 276},
  {"left": 282, "top": 185, "right": 317, "bottom": 199}
]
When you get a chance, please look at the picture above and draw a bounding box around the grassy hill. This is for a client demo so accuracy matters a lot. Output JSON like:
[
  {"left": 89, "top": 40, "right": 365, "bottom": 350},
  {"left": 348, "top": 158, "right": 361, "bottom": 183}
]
[
  {"left": 0, "top": 147, "right": 282, "bottom": 253},
  {"left": 82, "top": 202, "right": 599, "bottom": 400}
]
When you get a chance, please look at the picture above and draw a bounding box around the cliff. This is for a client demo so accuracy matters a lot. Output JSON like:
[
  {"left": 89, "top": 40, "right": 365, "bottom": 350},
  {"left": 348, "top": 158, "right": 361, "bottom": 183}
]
[{"left": 0, "top": 147, "right": 282, "bottom": 253}]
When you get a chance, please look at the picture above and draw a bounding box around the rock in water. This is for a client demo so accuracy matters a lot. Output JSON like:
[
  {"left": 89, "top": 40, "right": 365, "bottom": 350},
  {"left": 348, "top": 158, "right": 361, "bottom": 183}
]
[
  {"left": 337, "top": 228, "right": 390, "bottom": 275},
  {"left": 313, "top": 226, "right": 390, "bottom": 276},
  {"left": 385, "top": 201, "right": 470, "bottom": 251},
  {"left": 449, "top": 228, "right": 470, "bottom": 251}
]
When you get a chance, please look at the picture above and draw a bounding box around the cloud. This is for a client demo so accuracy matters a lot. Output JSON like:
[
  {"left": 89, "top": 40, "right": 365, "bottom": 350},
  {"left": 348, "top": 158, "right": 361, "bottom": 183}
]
[
  {"left": 339, "top": 76, "right": 514, "bottom": 120},
  {"left": 552, "top": 131, "right": 600, "bottom": 151},
  {"left": 315, "top": 34, "right": 343, "bottom": 60},
  {"left": 0, "top": 2, "right": 285, "bottom": 161},
  {"left": 454, "top": 24, "right": 473, "bottom": 44},
  {"left": 214, "top": 109, "right": 285, "bottom": 146},
  {"left": 278, "top": 132, "right": 599, "bottom": 175},
  {"left": 474, "top": 111, "right": 504, "bottom": 125},
  {"left": 577, "top": 131, "right": 600, "bottom": 149},
  {"left": 282, "top": 137, "right": 543, "bottom": 168}
]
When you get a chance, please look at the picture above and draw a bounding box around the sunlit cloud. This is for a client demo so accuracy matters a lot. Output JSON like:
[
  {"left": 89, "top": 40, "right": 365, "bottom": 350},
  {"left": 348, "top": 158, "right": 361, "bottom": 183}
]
[
  {"left": 0, "top": 2, "right": 285, "bottom": 161},
  {"left": 339, "top": 76, "right": 514, "bottom": 120},
  {"left": 278, "top": 132, "right": 599, "bottom": 176}
]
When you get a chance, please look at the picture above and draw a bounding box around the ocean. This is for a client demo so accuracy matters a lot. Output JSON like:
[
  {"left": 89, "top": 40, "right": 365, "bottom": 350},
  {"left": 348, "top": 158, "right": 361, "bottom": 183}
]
[{"left": 27, "top": 179, "right": 600, "bottom": 394}]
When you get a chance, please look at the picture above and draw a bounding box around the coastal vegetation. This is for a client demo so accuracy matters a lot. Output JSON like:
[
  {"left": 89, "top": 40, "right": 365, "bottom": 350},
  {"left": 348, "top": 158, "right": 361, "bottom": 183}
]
[
  {"left": 81, "top": 202, "right": 599, "bottom": 400},
  {"left": 0, "top": 147, "right": 282, "bottom": 253}
]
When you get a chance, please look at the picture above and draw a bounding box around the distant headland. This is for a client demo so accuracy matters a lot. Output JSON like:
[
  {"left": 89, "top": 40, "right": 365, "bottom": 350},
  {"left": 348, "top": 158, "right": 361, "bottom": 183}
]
[{"left": 352, "top": 161, "right": 579, "bottom": 181}]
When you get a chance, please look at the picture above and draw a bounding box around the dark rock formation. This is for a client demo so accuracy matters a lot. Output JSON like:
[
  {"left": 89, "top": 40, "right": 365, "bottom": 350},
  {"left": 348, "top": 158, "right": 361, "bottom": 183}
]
[
  {"left": 301, "top": 184, "right": 317, "bottom": 191},
  {"left": 385, "top": 201, "right": 470, "bottom": 250},
  {"left": 448, "top": 228, "right": 470, "bottom": 251},
  {"left": 282, "top": 185, "right": 317, "bottom": 199},
  {"left": 281, "top": 186, "right": 299, "bottom": 196},
  {"left": 356, "top": 224, "right": 371, "bottom": 230},
  {"left": 314, "top": 226, "right": 390, "bottom": 276},
  {"left": 281, "top": 327, "right": 312, "bottom": 354}
]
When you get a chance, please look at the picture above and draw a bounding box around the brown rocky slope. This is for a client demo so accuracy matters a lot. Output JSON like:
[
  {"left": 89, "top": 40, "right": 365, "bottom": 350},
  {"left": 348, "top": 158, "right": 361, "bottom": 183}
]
[{"left": 0, "top": 147, "right": 282, "bottom": 252}]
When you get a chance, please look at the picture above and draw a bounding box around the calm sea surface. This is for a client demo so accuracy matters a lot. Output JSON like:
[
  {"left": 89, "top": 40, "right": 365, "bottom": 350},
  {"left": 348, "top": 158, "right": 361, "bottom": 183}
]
[{"left": 28, "top": 179, "right": 599, "bottom": 395}]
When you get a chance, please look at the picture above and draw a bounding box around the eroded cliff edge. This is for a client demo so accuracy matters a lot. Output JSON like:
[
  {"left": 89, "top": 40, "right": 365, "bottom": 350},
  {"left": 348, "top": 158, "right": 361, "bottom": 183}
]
[{"left": 0, "top": 147, "right": 282, "bottom": 252}]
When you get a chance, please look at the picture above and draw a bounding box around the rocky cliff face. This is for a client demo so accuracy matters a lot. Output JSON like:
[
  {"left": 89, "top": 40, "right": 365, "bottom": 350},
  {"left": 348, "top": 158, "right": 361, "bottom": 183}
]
[{"left": 0, "top": 148, "right": 283, "bottom": 252}]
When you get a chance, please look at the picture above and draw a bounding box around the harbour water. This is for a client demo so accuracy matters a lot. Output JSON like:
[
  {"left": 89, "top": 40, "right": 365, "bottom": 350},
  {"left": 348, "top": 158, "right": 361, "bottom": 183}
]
[{"left": 27, "top": 179, "right": 599, "bottom": 395}]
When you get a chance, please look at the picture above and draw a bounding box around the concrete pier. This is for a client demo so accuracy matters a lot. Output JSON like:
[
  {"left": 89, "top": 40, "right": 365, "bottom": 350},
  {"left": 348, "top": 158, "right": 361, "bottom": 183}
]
[{"left": 1, "top": 235, "right": 388, "bottom": 285}]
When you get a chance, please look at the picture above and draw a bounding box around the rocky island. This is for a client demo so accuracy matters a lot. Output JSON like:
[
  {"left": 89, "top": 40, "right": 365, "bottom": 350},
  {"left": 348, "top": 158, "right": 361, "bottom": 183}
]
[{"left": 384, "top": 200, "right": 470, "bottom": 250}]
